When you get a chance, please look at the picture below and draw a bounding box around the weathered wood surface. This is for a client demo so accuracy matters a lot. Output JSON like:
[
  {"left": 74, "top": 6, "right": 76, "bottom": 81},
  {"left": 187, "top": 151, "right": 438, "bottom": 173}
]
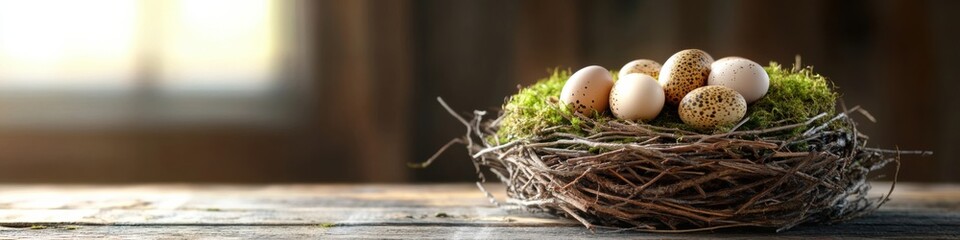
[{"left": 0, "top": 183, "right": 957, "bottom": 239}]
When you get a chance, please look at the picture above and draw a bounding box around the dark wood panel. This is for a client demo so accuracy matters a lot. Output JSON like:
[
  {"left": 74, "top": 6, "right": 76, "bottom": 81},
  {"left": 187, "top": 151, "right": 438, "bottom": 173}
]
[{"left": 0, "top": 0, "right": 953, "bottom": 183}]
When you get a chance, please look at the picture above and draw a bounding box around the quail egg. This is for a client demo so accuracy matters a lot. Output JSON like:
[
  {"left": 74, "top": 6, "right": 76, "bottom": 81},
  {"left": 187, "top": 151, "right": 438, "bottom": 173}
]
[{"left": 560, "top": 65, "right": 615, "bottom": 115}]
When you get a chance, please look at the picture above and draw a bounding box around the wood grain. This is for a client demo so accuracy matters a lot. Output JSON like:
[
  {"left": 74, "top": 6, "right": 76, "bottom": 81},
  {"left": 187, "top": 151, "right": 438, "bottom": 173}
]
[{"left": 0, "top": 183, "right": 958, "bottom": 239}]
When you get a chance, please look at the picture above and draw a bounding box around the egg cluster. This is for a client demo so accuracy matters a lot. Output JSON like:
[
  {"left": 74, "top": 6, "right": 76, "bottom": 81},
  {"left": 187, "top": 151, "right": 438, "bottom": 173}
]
[{"left": 558, "top": 49, "right": 770, "bottom": 130}]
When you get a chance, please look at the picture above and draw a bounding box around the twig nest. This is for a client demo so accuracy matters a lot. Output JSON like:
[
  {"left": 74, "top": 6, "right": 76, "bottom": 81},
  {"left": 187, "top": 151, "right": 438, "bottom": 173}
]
[
  {"left": 659, "top": 49, "right": 714, "bottom": 105},
  {"left": 560, "top": 65, "right": 614, "bottom": 115},
  {"left": 708, "top": 57, "right": 770, "bottom": 103},
  {"left": 679, "top": 85, "right": 747, "bottom": 129},
  {"left": 428, "top": 61, "right": 919, "bottom": 232},
  {"left": 618, "top": 59, "right": 662, "bottom": 79},
  {"left": 610, "top": 73, "right": 665, "bottom": 121}
]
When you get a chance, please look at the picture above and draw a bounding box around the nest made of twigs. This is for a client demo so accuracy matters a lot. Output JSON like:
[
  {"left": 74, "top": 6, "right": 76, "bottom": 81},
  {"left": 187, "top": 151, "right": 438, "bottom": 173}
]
[{"left": 419, "top": 97, "right": 930, "bottom": 233}]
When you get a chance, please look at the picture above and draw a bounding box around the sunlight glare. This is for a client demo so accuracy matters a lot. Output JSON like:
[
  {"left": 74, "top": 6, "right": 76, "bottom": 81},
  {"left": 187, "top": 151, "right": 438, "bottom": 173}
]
[{"left": 0, "top": 0, "right": 139, "bottom": 91}]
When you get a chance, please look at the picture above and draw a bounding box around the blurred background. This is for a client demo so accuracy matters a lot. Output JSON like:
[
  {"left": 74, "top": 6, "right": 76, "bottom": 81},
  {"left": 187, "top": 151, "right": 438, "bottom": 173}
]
[{"left": 0, "top": 0, "right": 956, "bottom": 183}]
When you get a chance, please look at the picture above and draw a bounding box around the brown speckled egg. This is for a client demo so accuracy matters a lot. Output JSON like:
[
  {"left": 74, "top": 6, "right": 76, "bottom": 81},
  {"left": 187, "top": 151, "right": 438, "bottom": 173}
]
[
  {"left": 560, "top": 65, "right": 614, "bottom": 115},
  {"left": 658, "top": 49, "right": 714, "bottom": 105},
  {"left": 618, "top": 59, "right": 662, "bottom": 79},
  {"left": 678, "top": 86, "right": 747, "bottom": 130}
]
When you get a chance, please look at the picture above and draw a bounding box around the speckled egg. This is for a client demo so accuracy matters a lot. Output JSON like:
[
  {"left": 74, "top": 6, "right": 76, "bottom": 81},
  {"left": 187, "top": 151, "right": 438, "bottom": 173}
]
[
  {"left": 708, "top": 57, "right": 769, "bottom": 103},
  {"left": 560, "top": 65, "right": 614, "bottom": 115},
  {"left": 610, "top": 73, "right": 664, "bottom": 121},
  {"left": 618, "top": 59, "right": 662, "bottom": 79},
  {"left": 658, "top": 49, "right": 714, "bottom": 105},
  {"left": 678, "top": 85, "right": 747, "bottom": 129}
]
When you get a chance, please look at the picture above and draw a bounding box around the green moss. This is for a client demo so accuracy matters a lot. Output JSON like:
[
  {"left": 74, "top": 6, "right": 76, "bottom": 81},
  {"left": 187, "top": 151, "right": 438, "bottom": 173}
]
[
  {"left": 494, "top": 68, "right": 610, "bottom": 143},
  {"left": 494, "top": 62, "right": 837, "bottom": 143},
  {"left": 317, "top": 222, "right": 336, "bottom": 228},
  {"left": 740, "top": 62, "right": 837, "bottom": 134}
]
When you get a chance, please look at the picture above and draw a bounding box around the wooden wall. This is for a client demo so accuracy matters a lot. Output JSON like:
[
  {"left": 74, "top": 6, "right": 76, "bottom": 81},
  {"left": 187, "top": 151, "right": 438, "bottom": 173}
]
[{"left": 0, "top": 0, "right": 955, "bottom": 183}]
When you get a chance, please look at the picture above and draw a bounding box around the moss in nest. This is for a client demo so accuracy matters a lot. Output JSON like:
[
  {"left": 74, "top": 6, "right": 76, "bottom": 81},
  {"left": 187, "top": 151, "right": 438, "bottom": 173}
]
[
  {"left": 495, "top": 68, "right": 611, "bottom": 143},
  {"left": 739, "top": 62, "right": 837, "bottom": 134},
  {"left": 495, "top": 63, "right": 837, "bottom": 142}
]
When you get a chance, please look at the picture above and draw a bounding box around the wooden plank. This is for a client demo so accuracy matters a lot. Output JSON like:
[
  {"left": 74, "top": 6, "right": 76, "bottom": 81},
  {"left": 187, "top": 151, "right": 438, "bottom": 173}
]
[
  {"left": 866, "top": 182, "right": 960, "bottom": 211},
  {"left": 2, "top": 215, "right": 959, "bottom": 240},
  {"left": 0, "top": 207, "right": 956, "bottom": 228},
  {"left": 0, "top": 208, "right": 573, "bottom": 226},
  {"left": 0, "top": 184, "right": 498, "bottom": 209},
  {"left": 0, "top": 183, "right": 958, "bottom": 238},
  {"left": 1, "top": 183, "right": 959, "bottom": 211},
  {"left": 0, "top": 184, "right": 575, "bottom": 226}
]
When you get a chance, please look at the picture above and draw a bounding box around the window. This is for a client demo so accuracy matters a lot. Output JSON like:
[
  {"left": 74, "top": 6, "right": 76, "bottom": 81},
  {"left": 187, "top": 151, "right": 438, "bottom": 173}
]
[{"left": 0, "top": 0, "right": 301, "bottom": 128}]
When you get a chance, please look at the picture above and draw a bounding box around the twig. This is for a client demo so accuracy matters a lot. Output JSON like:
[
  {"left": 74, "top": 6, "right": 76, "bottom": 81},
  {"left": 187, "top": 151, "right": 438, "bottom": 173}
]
[{"left": 408, "top": 138, "right": 463, "bottom": 168}]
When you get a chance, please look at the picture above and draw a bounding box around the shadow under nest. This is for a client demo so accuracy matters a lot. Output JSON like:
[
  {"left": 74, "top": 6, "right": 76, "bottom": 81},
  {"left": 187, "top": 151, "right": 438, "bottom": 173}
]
[{"left": 418, "top": 96, "right": 930, "bottom": 233}]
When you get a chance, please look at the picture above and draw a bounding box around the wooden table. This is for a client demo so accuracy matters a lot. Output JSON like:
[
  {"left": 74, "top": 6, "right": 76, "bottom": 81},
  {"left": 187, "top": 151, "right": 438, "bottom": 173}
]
[{"left": 0, "top": 183, "right": 957, "bottom": 239}]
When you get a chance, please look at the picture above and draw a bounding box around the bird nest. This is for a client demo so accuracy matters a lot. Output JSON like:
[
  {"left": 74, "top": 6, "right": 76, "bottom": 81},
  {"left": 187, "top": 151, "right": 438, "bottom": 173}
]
[{"left": 416, "top": 63, "right": 928, "bottom": 232}]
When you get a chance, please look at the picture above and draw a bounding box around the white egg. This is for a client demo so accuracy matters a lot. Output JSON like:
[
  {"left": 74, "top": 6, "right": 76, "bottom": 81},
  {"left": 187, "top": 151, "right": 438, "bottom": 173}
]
[
  {"left": 610, "top": 73, "right": 664, "bottom": 121},
  {"left": 707, "top": 57, "right": 769, "bottom": 103},
  {"left": 714, "top": 56, "right": 744, "bottom": 62},
  {"left": 560, "top": 65, "right": 614, "bottom": 115},
  {"left": 618, "top": 59, "right": 661, "bottom": 79}
]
